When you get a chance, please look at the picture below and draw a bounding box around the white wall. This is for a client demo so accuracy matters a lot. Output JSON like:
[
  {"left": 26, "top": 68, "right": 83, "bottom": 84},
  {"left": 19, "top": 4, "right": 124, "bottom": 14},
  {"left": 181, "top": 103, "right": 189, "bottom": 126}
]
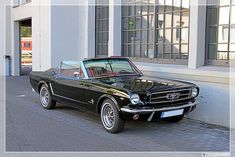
[
  {"left": 0, "top": 0, "right": 6, "bottom": 76},
  {"left": 50, "top": 0, "right": 95, "bottom": 67}
]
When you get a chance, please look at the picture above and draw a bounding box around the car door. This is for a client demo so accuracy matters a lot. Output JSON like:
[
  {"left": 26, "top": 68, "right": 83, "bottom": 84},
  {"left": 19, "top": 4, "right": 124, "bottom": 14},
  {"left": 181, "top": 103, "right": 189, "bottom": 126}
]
[
  {"left": 51, "top": 77, "right": 88, "bottom": 105},
  {"left": 49, "top": 61, "right": 89, "bottom": 105}
]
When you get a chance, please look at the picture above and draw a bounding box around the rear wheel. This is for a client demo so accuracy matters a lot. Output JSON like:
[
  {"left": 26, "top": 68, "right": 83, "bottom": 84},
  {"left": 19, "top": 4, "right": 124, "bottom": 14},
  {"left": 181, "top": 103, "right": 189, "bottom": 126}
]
[
  {"left": 164, "top": 115, "right": 184, "bottom": 123},
  {"left": 100, "top": 99, "right": 125, "bottom": 133},
  {"left": 39, "top": 84, "right": 56, "bottom": 109}
]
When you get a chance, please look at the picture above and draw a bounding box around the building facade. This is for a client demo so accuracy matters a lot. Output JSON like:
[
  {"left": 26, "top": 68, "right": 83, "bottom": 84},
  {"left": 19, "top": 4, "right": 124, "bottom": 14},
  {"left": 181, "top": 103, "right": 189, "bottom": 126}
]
[{"left": 1, "top": 0, "right": 234, "bottom": 128}]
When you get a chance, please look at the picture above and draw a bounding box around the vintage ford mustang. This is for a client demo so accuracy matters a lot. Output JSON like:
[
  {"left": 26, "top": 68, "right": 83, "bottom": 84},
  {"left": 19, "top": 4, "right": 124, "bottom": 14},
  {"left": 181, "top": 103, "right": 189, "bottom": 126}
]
[{"left": 30, "top": 57, "right": 199, "bottom": 133}]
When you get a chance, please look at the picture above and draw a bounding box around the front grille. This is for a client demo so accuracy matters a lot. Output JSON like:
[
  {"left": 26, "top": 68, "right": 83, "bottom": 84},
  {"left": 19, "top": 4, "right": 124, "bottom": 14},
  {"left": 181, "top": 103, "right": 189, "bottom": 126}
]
[{"left": 150, "top": 88, "right": 192, "bottom": 104}]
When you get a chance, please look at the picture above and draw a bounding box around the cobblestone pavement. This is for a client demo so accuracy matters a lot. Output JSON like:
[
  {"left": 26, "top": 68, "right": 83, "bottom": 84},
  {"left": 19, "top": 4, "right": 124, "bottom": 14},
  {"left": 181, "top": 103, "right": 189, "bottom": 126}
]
[{"left": 5, "top": 76, "right": 230, "bottom": 153}]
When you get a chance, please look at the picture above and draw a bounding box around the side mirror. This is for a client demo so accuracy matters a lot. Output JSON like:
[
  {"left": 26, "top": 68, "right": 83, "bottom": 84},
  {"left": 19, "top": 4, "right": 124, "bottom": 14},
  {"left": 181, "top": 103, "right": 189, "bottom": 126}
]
[{"left": 73, "top": 72, "right": 80, "bottom": 79}]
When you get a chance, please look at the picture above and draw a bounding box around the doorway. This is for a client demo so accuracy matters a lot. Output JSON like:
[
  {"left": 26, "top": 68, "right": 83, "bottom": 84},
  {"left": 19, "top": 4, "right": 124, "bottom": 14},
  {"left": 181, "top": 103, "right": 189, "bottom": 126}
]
[{"left": 19, "top": 19, "right": 32, "bottom": 76}]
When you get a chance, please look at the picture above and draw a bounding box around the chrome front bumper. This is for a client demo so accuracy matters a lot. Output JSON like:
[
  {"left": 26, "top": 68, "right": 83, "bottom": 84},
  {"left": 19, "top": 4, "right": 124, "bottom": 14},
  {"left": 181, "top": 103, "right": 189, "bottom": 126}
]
[{"left": 120, "top": 101, "right": 199, "bottom": 114}]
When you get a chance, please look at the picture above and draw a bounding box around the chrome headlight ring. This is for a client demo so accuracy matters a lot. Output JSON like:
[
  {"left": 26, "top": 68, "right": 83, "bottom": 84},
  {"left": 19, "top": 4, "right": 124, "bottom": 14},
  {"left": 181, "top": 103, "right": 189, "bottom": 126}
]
[
  {"left": 191, "top": 87, "right": 199, "bottom": 98},
  {"left": 130, "top": 94, "right": 140, "bottom": 105}
]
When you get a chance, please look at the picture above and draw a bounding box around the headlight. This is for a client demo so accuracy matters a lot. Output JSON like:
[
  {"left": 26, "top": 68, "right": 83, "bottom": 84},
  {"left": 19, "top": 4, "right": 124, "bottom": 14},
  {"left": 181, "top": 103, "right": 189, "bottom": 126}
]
[
  {"left": 191, "top": 87, "right": 198, "bottom": 97},
  {"left": 130, "top": 94, "right": 140, "bottom": 105}
]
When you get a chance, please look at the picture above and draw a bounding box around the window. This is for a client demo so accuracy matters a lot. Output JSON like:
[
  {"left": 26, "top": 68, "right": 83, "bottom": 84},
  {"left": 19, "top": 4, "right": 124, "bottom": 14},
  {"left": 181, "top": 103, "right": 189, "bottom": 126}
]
[
  {"left": 95, "top": 0, "right": 109, "bottom": 57},
  {"left": 206, "top": 0, "right": 235, "bottom": 65},
  {"left": 121, "top": 0, "right": 190, "bottom": 61}
]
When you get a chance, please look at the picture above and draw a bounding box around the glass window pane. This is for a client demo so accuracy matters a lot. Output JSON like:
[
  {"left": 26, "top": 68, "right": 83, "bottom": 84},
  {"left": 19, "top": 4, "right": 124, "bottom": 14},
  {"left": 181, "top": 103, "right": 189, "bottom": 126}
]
[
  {"left": 181, "top": 44, "right": 189, "bottom": 59},
  {"left": 142, "top": 30, "right": 148, "bottom": 44},
  {"left": 230, "top": 44, "right": 235, "bottom": 60},
  {"left": 123, "top": 31, "right": 128, "bottom": 43},
  {"left": 181, "top": 28, "right": 189, "bottom": 43},
  {"left": 218, "top": 25, "right": 229, "bottom": 43},
  {"left": 135, "top": 31, "right": 141, "bottom": 42},
  {"left": 208, "top": 44, "right": 217, "bottom": 59},
  {"left": 142, "top": 16, "right": 148, "bottom": 29},
  {"left": 122, "top": 6, "right": 129, "bottom": 17},
  {"left": 207, "top": 7, "right": 218, "bottom": 26},
  {"left": 181, "top": 11, "right": 189, "bottom": 27},
  {"left": 173, "top": 0, "right": 181, "bottom": 12},
  {"left": 142, "top": 5, "right": 148, "bottom": 15},
  {"left": 135, "top": 4, "right": 141, "bottom": 15},
  {"left": 123, "top": 18, "right": 129, "bottom": 30},
  {"left": 135, "top": 17, "right": 141, "bottom": 29},
  {"left": 230, "top": 44, "right": 235, "bottom": 52},
  {"left": 164, "top": 44, "right": 172, "bottom": 54},
  {"left": 156, "top": 44, "right": 163, "bottom": 58},
  {"left": 157, "top": 14, "right": 164, "bottom": 29},
  {"left": 217, "top": 44, "right": 228, "bottom": 60},
  {"left": 164, "top": 28, "right": 172, "bottom": 44},
  {"left": 149, "top": 14, "right": 155, "bottom": 29},
  {"left": 231, "top": 6, "right": 235, "bottom": 24},
  {"left": 173, "top": 28, "right": 180, "bottom": 43},
  {"left": 173, "top": 12, "right": 181, "bottom": 27},
  {"left": 219, "top": 0, "right": 230, "bottom": 6},
  {"left": 219, "top": 7, "right": 230, "bottom": 25},
  {"left": 172, "top": 44, "right": 180, "bottom": 59},
  {"left": 230, "top": 25, "right": 235, "bottom": 42},
  {"left": 148, "top": 30, "right": 154, "bottom": 44},
  {"left": 182, "top": 0, "right": 189, "bottom": 11},
  {"left": 135, "top": 44, "right": 141, "bottom": 57},
  {"left": 148, "top": 45, "right": 154, "bottom": 58},
  {"left": 141, "top": 44, "right": 147, "bottom": 57},
  {"left": 165, "top": 13, "right": 172, "bottom": 28},
  {"left": 157, "top": 0, "right": 165, "bottom": 13},
  {"left": 157, "top": 29, "right": 164, "bottom": 43},
  {"left": 208, "top": 26, "right": 218, "bottom": 43}
]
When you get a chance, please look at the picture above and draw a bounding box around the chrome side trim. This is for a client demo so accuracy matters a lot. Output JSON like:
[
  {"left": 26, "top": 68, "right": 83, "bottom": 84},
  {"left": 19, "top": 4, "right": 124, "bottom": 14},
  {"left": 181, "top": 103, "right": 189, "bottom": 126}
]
[
  {"left": 49, "top": 83, "right": 84, "bottom": 104},
  {"left": 120, "top": 101, "right": 199, "bottom": 114}
]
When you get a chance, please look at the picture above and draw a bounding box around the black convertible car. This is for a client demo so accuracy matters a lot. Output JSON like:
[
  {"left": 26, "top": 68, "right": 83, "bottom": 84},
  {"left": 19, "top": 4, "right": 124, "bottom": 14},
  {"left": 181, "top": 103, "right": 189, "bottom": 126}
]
[{"left": 30, "top": 57, "right": 199, "bottom": 133}]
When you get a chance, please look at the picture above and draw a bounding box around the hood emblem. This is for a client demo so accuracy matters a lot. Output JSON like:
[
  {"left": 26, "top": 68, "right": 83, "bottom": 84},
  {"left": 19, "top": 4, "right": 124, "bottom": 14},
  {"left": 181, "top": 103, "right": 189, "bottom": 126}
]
[{"left": 166, "top": 93, "right": 180, "bottom": 100}]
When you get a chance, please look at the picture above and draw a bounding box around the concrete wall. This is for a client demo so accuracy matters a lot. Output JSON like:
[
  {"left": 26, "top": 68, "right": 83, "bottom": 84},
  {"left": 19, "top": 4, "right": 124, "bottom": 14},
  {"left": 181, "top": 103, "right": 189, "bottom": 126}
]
[{"left": 50, "top": 0, "right": 95, "bottom": 67}]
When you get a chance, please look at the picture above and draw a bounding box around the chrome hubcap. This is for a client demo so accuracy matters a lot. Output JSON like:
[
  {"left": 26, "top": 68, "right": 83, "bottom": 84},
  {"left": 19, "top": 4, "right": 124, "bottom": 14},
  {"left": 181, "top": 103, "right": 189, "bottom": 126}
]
[
  {"left": 40, "top": 87, "right": 49, "bottom": 107},
  {"left": 101, "top": 103, "right": 115, "bottom": 129}
]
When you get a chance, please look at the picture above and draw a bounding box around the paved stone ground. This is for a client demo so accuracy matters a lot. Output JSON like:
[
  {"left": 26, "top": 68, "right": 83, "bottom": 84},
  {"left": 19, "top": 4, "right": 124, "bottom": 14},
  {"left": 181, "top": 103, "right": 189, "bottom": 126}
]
[{"left": 5, "top": 76, "right": 230, "bottom": 153}]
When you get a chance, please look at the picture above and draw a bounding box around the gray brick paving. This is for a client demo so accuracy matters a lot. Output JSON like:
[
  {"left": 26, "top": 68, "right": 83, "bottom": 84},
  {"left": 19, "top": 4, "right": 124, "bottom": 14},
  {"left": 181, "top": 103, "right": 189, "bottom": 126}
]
[{"left": 5, "top": 76, "right": 230, "bottom": 153}]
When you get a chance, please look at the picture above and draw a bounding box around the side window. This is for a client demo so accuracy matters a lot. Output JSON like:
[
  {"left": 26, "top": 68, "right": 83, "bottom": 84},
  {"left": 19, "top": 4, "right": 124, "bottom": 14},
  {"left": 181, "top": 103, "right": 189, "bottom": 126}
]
[{"left": 60, "top": 62, "right": 80, "bottom": 79}]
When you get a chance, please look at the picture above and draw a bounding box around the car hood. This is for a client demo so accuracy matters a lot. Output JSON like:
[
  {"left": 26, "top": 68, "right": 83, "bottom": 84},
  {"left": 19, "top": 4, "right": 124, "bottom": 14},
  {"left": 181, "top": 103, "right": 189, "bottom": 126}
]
[{"left": 93, "top": 75, "right": 196, "bottom": 94}]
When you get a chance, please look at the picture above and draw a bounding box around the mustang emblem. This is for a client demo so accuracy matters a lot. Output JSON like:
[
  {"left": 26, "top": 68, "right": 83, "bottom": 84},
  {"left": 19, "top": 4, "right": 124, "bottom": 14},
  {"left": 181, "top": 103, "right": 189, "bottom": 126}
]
[
  {"left": 88, "top": 99, "right": 94, "bottom": 104},
  {"left": 166, "top": 93, "right": 180, "bottom": 100}
]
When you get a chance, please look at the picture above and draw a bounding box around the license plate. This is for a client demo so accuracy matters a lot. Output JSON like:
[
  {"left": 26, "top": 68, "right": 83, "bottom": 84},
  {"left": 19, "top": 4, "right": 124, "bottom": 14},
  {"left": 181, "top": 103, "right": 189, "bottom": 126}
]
[{"left": 161, "top": 109, "right": 184, "bottom": 118}]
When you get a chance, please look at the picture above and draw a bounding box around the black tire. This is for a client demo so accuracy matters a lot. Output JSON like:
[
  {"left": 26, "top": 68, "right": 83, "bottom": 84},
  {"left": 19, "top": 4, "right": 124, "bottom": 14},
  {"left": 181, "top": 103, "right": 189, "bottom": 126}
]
[
  {"left": 164, "top": 115, "right": 184, "bottom": 123},
  {"left": 39, "top": 84, "right": 56, "bottom": 109},
  {"left": 100, "top": 99, "right": 125, "bottom": 133}
]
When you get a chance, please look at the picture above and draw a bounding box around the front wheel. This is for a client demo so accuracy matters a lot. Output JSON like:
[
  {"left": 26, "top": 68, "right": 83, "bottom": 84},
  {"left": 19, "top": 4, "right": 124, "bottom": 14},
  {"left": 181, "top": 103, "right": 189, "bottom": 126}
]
[
  {"left": 39, "top": 84, "right": 56, "bottom": 109},
  {"left": 100, "top": 99, "right": 125, "bottom": 133}
]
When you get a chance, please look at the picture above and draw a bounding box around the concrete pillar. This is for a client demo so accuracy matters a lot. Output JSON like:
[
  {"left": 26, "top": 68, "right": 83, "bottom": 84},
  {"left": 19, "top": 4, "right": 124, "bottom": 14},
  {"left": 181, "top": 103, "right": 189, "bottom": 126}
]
[
  {"left": 11, "top": 21, "right": 20, "bottom": 76},
  {"left": 108, "top": 0, "right": 122, "bottom": 57},
  {"left": 188, "top": 0, "right": 207, "bottom": 69},
  {"left": 0, "top": 0, "right": 6, "bottom": 76},
  {"left": 85, "top": 0, "right": 96, "bottom": 59}
]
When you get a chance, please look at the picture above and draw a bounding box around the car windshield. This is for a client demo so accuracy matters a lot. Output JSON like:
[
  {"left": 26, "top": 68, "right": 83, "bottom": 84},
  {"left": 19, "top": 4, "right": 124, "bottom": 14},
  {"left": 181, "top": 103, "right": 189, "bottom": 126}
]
[{"left": 83, "top": 58, "right": 141, "bottom": 78}]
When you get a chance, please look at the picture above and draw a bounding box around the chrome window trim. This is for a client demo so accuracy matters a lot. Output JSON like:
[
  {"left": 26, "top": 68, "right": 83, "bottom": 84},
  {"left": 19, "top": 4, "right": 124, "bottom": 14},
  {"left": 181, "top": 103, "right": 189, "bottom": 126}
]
[{"left": 80, "top": 61, "right": 89, "bottom": 79}]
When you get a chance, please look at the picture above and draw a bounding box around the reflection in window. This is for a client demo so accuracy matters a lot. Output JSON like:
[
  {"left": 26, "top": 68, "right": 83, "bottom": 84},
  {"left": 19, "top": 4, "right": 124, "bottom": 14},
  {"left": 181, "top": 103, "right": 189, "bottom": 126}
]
[
  {"left": 206, "top": 0, "right": 235, "bottom": 62},
  {"left": 122, "top": 0, "right": 189, "bottom": 60}
]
